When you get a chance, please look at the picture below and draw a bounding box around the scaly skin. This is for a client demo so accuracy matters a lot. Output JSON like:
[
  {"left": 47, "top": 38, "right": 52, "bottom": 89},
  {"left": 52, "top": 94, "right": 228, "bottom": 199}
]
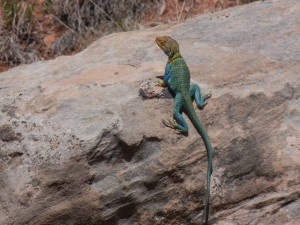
[{"left": 155, "top": 36, "right": 213, "bottom": 225}]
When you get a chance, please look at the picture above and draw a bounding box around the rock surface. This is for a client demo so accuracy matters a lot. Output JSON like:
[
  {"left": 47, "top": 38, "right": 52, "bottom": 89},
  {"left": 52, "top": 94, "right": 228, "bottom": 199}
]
[{"left": 0, "top": 0, "right": 299, "bottom": 224}]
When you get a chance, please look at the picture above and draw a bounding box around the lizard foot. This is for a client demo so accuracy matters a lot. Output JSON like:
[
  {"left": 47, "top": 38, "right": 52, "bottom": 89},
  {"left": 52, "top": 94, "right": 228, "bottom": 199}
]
[
  {"left": 162, "top": 118, "right": 181, "bottom": 134},
  {"left": 204, "top": 92, "right": 212, "bottom": 100},
  {"left": 197, "top": 92, "right": 212, "bottom": 110},
  {"left": 162, "top": 118, "right": 185, "bottom": 134},
  {"left": 156, "top": 79, "right": 166, "bottom": 87},
  {"left": 162, "top": 118, "right": 178, "bottom": 129}
]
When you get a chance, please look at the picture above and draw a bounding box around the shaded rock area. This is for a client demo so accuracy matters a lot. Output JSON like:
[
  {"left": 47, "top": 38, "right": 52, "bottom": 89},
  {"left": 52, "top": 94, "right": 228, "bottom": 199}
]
[{"left": 0, "top": 0, "right": 299, "bottom": 224}]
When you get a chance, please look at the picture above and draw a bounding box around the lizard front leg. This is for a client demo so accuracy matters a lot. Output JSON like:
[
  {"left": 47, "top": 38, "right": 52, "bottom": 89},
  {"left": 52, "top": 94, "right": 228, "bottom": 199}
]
[
  {"left": 158, "top": 63, "right": 171, "bottom": 87},
  {"left": 163, "top": 93, "right": 189, "bottom": 134},
  {"left": 190, "top": 84, "right": 212, "bottom": 110}
]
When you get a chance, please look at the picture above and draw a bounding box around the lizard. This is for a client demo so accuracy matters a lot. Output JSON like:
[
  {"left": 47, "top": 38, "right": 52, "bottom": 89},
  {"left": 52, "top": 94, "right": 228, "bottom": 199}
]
[{"left": 155, "top": 36, "right": 213, "bottom": 225}]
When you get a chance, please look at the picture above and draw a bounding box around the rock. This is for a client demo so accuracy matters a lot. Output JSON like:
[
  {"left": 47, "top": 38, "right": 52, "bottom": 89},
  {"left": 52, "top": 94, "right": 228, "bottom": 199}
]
[
  {"left": 0, "top": 0, "right": 299, "bottom": 224},
  {"left": 0, "top": 124, "right": 17, "bottom": 142},
  {"left": 139, "top": 80, "right": 172, "bottom": 99},
  {"left": 139, "top": 81, "right": 164, "bottom": 99}
]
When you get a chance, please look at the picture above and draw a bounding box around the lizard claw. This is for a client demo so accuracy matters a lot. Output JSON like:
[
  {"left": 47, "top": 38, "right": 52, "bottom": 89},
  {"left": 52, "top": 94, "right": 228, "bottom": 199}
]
[
  {"left": 162, "top": 118, "right": 178, "bottom": 129},
  {"left": 204, "top": 92, "right": 212, "bottom": 100}
]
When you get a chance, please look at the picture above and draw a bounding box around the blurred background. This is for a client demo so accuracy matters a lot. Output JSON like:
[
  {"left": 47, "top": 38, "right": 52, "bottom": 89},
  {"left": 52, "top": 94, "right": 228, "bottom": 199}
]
[{"left": 0, "top": 0, "right": 257, "bottom": 72}]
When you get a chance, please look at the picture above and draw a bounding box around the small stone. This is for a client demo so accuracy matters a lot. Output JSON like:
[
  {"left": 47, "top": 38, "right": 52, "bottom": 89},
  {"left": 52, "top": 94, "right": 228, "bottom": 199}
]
[
  {"left": 139, "top": 81, "right": 164, "bottom": 99},
  {"left": 0, "top": 124, "right": 17, "bottom": 142}
]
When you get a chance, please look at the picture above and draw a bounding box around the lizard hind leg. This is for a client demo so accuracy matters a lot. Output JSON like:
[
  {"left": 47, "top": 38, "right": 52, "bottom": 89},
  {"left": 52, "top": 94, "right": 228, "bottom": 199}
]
[
  {"left": 162, "top": 93, "right": 189, "bottom": 134},
  {"left": 162, "top": 111, "right": 189, "bottom": 134},
  {"left": 190, "top": 84, "right": 212, "bottom": 110}
]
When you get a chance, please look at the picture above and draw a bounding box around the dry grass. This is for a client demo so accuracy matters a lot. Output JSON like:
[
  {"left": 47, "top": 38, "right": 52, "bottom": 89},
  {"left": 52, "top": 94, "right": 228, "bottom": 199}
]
[
  {"left": 0, "top": 0, "right": 260, "bottom": 70},
  {"left": 0, "top": 0, "right": 160, "bottom": 67},
  {"left": 48, "top": 0, "right": 161, "bottom": 54},
  {"left": 0, "top": 0, "right": 39, "bottom": 66}
]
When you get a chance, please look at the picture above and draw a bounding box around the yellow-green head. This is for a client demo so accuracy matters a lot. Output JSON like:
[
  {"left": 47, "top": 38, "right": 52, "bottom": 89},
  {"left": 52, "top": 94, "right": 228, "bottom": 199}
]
[{"left": 155, "top": 36, "right": 180, "bottom": 58}]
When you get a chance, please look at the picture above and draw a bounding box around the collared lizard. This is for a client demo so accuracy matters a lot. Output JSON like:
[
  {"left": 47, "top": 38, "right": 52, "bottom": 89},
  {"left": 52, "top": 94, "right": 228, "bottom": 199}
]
[{"left": 155, "top": 36, "right": 213, "bottom": 225}]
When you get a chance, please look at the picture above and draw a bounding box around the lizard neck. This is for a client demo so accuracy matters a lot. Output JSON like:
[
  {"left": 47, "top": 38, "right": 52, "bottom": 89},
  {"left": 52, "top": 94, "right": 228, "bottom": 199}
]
[{"left": 168, "top": 52, "right": 182, "bottom": 64}]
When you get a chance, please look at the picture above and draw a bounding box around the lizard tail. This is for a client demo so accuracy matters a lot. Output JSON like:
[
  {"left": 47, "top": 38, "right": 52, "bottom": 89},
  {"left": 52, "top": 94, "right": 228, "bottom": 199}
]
[
  {"left": 199, "top": 129, "right": 212, "bottom": 225},
  {"left": 184, "top": 98, "right": 213, "bottom": 225}
]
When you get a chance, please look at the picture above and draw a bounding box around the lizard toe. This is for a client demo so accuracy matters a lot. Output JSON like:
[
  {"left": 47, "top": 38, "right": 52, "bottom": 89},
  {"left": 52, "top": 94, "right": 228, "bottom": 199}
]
[{"left": 162, "top": 118, "right": 178, "bottom": 129}]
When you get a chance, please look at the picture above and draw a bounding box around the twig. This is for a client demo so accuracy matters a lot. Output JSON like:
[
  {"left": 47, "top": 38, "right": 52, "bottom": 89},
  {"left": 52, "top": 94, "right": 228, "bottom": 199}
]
[
  {"left": 175, "top": 0, "right": 179, "bottom": 21},
  {"left": 178, "top": 0, "right": 186, "bottom": 21},
  {"left": 51, "top": 14, "right": 75, "bottom": 33},
  {"left": 159, "top": 0, "right": 166, "bottom": 16}
]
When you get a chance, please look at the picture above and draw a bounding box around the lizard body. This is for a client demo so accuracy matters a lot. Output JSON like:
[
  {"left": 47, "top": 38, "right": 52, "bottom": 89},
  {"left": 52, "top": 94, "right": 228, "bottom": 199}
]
[{"left": 155, "top": 36, "right": 213, "bottom": 225}]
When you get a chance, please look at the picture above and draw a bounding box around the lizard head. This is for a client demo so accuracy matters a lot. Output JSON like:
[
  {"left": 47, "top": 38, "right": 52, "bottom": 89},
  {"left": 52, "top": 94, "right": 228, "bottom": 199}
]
[{"left": 155, "top": 36, "right": 179, "bottom": 58}]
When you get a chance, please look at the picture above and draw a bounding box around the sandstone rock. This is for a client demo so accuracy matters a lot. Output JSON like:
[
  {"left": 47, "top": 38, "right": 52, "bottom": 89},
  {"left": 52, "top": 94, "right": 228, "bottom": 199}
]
[{"left": 0, "top": 0, "right": 299, "bottom": 224}]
